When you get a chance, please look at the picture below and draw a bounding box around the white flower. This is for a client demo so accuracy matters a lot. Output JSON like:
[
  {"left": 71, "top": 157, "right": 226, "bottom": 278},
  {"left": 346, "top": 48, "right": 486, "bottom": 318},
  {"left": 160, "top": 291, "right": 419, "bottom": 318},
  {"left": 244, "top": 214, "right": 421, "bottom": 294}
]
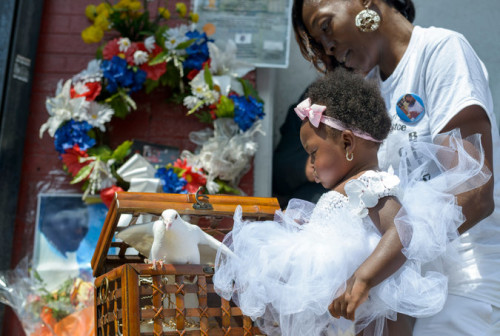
[
  {"left": 180, "top": 118, "right": 263, "bottom": 194},
  {"left": 189, "top": 71, "right": 220, "bottom": 104},
  {"left": 144, "top": 36, "right": 156, "bottom": 53},
  {"left": 163, "top": 25, "right": 189, "bottom": 51},
  {"left": 73, "top": 81, "right": 89, "bottom": 96},
  {"left": 81, "top": 101, "right": 114, "bottom": 132},
  {"left": 207, "top": 40, "right": 254, "bottom": 95},
  {"left": 118, "top": 37, "right": 132, "bottom": 52},
  {"left": 40, "top": 80, "right": 87, "bottom": 138},
  {"left": 133, "top": 50, "right": 149, "bottom": 65},
  {"left": 72, "top": 60, "right": 102, "bottom": 83},
  {"left": 183, "top": 95, "right": 202, "bottom": 110}
]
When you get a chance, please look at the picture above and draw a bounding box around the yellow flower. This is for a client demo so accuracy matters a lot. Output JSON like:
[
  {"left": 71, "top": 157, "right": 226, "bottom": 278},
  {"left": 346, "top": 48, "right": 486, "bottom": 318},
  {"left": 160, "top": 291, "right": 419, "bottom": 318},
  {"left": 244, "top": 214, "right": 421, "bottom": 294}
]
[
  {"left": 94, "top": 13, "right": 110, "bottom": 31},
  {"left": 158, "top": 7, "right": 171, "bottom": 20},
  {"left": 81, "top": 25, "right": 104, "bottom": 44},
  {"left": 189, "top": 12, "right": 199, "bottom": 23},
  {"left": 113, "top": 0, "right": 130, "bottom": 10},
  {"left": 85, "top": 5, "right": 97, "bottom": 21},
  {"left": 96, "top": 3, "right": 112, "bottom": 18},
  {"left": 128, "top": 0, "right": 142, "bottom": 12},
  {"left": 176, "top": 3, "right": 187, "bottom": 17}
]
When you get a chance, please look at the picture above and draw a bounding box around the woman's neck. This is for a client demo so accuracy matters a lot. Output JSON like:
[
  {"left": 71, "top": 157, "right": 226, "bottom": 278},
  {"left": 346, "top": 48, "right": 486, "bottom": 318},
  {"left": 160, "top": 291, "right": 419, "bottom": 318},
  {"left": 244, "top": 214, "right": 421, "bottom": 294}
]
[{"left": 377, "top": 7, "right": 414, "bottom": 80}]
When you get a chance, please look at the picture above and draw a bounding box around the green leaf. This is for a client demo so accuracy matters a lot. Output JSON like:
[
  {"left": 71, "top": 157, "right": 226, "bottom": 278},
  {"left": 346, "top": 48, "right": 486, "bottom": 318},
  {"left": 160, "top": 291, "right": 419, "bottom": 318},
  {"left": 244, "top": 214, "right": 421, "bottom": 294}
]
[
  {"left": 163, "top": 62, "right": 181, "bottom": 88},
  {"left": 170, "top": 91, "right": 188, "bottom": 104},
  {"left": 186, "top": 100, "right": 204, "bottom": 115},
  {"left": 106, "top": 93, "right": 130, "bottom": 119},
  {"left": 71, "top": 164, "right": 93, "bottom": 184},
  {"left": 87, "top": 145, "right": 112, "bottom": 161},
  {"left": 149, "top": 51, "right": 168, "bottom": 65},
  {"left": 196, "top": 110, "right": 215, "bottom": 124},
  {"left": 203, "top": 63, "right": 214, "bottom": 90},
  {"left": 215, "top": 95, "right": 235, "bottom": 118},
  {"left": 238, "top": 78, "right": 263, "bottom": 102},
  {"left": 145, "top": 78, "right": 160, "bottom": 94},
  {"left": 112, "top": 140, "right": 133, "bottom": 162},
  {"left": 155, "top": 26, "right": 168, "bottom": 46},
  {"left": 119, "top": 89, "right": 137, "bottom": 110},
  {"left": 215, "top": 179, "right": 241, "bottom": 195},
  {"left": 176, "top": 38, "right": 195, "bottom": 50}
]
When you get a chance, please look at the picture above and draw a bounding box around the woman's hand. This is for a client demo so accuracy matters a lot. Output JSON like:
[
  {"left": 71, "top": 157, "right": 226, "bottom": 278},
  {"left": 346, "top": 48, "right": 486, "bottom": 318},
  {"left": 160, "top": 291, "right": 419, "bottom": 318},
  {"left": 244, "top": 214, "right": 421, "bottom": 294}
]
[{"left": 328, "top": 274, "right": 371, "bottom": 321}]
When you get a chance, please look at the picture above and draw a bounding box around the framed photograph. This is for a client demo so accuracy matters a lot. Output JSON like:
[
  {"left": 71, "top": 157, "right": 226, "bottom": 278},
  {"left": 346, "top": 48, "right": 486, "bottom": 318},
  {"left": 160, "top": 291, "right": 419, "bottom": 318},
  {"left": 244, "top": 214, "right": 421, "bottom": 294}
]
[
  {"left": 131, "top": 140, "right": 180, "bottom": 168},
  {"left": 33, "top": 194, "right": 108, "bottom": 289}
]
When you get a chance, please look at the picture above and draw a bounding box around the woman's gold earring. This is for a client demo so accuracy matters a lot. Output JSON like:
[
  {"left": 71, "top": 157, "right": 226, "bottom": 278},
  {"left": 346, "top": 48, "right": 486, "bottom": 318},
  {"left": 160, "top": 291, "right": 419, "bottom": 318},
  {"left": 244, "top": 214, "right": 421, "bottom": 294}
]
[
  {"left": 346, "top": 151, "right": 354, "bottom": 162},
  {"left": 355, "top": 7, "right": 381, "bottom": 32}
]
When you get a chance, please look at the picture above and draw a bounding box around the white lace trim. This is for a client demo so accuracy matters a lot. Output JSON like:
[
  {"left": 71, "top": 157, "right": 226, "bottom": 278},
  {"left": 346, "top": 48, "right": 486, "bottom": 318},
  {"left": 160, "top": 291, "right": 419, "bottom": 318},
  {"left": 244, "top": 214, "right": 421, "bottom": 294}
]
[{"left": 315, "top": 171, "right": 400, "bottom": 219}]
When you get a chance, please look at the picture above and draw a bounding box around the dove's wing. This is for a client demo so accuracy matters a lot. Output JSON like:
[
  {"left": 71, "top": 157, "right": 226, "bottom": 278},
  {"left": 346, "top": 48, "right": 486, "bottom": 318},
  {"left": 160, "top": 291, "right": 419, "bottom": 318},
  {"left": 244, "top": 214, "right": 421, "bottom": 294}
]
[
  {"left": 193, "top": 226, "right": 236, "bottom": 264},
  {"left": 115, "top": 222, "right": 155, "bottom": 257}
]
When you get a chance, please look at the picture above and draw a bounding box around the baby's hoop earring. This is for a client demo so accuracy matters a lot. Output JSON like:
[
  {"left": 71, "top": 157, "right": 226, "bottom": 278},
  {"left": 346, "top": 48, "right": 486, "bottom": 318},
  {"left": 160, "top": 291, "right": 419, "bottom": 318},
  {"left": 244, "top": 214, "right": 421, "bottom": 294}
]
[
  {"left": 355, "top": 7, "right": 381, "bottom": 32},
  {"left": 346, "top": 151, "right": 354, "bottom": 162}
]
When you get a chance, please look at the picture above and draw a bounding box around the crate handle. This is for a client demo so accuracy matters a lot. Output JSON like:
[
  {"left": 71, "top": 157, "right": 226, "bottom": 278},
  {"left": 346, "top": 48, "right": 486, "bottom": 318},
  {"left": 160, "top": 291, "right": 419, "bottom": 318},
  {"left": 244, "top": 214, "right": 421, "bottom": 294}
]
[
  {"left": 203, "top": 266, "right": 215, "bottom": 274},
  {"left": 99, "top": 277, "right": 109, "bottom": 302},
  {"left": 193, "top": 187, "right": 213, "bottom": 210}
]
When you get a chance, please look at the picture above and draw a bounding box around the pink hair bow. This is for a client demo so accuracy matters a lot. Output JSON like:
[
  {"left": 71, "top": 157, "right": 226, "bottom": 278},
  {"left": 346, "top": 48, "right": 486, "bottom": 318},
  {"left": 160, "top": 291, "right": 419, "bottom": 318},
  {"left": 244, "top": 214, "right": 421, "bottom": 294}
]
[{"left": 294, "top": 98, "right": 327, "bottom": 128}]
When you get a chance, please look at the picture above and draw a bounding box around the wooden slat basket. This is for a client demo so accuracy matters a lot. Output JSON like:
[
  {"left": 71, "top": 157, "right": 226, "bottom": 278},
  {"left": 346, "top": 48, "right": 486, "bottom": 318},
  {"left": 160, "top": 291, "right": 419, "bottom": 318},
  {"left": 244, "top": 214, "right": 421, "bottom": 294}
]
[{"left": 91, "top": 191, "right": 280, "bottom": 336}]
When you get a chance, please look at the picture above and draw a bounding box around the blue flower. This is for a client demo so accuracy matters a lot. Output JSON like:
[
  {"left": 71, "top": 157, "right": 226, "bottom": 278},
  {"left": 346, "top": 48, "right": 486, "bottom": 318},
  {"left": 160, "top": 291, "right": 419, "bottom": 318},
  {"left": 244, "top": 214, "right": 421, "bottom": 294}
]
[
  {"left": 183, "top": 30, "right": 212, "bottom": 71},
  {"left": 101, "top": 56, "right": 146, "bottom": 93},
  {"left": 155, "top": 167, "right": 188, "bottom": 194},
  {"left": 54, "top": 120, "right": 96, "bottom": 154},
  {"left": 230, "top": 95, "right": 265, "bottom": 131}
]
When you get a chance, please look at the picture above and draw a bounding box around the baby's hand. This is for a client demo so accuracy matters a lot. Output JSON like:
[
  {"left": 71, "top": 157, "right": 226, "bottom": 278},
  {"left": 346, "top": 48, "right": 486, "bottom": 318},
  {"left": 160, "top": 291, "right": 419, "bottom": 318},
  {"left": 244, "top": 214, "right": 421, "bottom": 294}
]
[{"left": 328, "top": 274, "right": 370, "bottom": 321}]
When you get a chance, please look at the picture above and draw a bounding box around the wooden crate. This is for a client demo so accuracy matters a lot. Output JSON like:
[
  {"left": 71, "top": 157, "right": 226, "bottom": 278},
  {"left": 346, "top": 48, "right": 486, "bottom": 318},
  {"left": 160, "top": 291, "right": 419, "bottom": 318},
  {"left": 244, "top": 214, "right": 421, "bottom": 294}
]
[{"left": 91, "top": 191, "right": 280, "bottom": 336}]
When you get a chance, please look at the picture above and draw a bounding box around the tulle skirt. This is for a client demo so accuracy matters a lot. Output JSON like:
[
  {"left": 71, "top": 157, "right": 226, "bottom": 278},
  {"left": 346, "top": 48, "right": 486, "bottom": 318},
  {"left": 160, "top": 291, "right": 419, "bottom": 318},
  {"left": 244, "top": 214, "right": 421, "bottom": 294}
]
[{"left": 213, "top": 130, "right": 490, "bottom": 336}]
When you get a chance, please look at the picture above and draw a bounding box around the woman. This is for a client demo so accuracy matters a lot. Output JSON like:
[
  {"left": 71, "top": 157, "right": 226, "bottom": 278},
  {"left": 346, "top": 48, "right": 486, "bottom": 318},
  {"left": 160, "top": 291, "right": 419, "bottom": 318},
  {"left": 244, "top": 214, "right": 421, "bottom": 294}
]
[{"left": 291, "top": 0, "right": 500, "bottom": 335}]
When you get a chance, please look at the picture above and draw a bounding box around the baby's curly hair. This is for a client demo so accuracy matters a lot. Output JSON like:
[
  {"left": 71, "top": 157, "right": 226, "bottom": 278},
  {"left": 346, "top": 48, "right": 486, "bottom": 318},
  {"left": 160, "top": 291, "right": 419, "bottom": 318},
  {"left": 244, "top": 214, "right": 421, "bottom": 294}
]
[{"left": 305, "top": 68, "right": 391, "bottom": 142}]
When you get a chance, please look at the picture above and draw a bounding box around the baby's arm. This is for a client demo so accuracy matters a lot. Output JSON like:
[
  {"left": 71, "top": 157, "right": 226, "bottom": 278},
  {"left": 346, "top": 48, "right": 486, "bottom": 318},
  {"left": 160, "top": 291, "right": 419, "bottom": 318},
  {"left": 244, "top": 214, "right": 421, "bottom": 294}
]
[{"left": 328, "top": 195, "right": 405, "bottom": 321}]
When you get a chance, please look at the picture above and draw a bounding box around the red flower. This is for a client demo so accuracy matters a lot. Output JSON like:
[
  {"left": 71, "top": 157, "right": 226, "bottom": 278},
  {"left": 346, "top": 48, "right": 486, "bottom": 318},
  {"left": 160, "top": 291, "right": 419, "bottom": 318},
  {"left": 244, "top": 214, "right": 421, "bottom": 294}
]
[
  {"left": 61, "top": 145, "right": 94, "bottom": 177},
  {"left": 102, "top": 38, "right": 120, "bottom": 60},
  {"left": 186, "top": 68, "right": 199, "bottom": 80},
  {"left": 70, "top": 82, "right": 102, "bottom": 101},
  {"left": 100, "top": 185, "right": 124, "bottom": 208},
  {"left": 186, "top": 59, "right": 211, "bottom": 80},
  {"left": 124, "top": 43, "right": 139, "bottom": 65},
  {"left": 137, "top": 42, "right": 167, "bottom": 81},
  {"left": 173, "top": 159, "right": 207, "bottom": 193}
]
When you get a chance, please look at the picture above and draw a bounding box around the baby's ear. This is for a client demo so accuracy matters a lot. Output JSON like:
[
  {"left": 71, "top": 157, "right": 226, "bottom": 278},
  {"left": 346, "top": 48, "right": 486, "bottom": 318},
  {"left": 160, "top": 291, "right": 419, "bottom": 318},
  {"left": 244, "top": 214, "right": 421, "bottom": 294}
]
[{"left": 341, "top": 130, "right": 356, "bottom": 151}]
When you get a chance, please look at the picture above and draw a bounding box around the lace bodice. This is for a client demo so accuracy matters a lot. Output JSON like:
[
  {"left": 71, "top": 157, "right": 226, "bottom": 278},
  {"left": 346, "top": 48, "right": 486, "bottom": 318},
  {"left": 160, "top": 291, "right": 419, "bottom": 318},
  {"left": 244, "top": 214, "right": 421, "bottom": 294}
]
[{"left": 312, "top": 170, "right": 400, "bottom": 220}]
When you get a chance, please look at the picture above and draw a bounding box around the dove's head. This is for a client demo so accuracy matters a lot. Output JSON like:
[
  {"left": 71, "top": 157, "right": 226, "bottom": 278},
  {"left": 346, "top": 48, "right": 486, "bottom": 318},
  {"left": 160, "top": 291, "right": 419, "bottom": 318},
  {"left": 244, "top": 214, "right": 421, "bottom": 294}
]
[{"left": 161, "top": 209, "right": 180, "bottom": 230}]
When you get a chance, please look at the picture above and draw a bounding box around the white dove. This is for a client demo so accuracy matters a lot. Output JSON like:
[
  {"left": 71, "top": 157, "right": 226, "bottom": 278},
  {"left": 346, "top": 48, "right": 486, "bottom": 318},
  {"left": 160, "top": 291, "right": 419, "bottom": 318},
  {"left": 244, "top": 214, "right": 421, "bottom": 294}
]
[
  {"left": 116, "top": 209, "right": 233, "bottom": 268},
  {"left": 117, "top": 209, "right": 236, "bottom": 332}
]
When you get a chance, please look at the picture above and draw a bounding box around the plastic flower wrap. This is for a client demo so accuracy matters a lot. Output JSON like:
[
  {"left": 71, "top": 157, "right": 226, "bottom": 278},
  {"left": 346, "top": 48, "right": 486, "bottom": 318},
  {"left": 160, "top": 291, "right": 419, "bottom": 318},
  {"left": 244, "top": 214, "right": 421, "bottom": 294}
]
[
  {"left": 39, "top": 0, "right": 265, "bottom": 203},
  {"left": 0, "top": 258, "right": 94, "bottom": 336}
]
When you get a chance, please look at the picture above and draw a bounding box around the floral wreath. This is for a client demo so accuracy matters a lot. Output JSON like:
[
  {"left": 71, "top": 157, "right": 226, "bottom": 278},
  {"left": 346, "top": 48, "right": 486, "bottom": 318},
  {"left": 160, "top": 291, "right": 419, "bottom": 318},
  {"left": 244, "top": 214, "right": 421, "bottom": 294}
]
[{"left": 39, "top": 0, "right": 265, "bottom": 206}]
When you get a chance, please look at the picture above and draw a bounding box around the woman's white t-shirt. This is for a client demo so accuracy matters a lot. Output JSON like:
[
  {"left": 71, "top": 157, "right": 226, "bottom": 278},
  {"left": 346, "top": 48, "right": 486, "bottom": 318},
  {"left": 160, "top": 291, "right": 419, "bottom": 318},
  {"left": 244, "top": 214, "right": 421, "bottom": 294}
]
[{"left": 367, "top": 25, "right": 500, "bottom": 307}]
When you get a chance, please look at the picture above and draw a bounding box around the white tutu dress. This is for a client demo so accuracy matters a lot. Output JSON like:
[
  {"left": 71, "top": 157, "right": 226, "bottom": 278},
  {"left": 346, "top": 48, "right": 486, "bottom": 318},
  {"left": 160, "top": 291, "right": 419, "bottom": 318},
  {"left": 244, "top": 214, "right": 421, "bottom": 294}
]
[{"left": 213, "top": 131, "right": 491, "bottom": 336}]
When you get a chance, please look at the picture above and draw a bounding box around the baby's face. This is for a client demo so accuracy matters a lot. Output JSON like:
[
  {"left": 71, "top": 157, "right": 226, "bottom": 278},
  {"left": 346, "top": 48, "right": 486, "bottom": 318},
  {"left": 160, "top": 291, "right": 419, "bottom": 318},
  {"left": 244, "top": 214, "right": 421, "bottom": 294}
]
[{"left": 300, "top": 121, "right": 350, "bottom": 190}]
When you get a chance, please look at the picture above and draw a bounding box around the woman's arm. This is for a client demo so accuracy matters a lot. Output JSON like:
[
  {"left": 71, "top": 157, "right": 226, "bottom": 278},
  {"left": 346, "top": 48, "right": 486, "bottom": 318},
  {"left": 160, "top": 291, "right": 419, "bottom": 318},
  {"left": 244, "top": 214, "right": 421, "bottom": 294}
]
[
  {"left": 329, "top": 196, "right": 406, "bottom": 320},
  {"left": 440, "top": 105, "right": 495, "bottom": 234}
]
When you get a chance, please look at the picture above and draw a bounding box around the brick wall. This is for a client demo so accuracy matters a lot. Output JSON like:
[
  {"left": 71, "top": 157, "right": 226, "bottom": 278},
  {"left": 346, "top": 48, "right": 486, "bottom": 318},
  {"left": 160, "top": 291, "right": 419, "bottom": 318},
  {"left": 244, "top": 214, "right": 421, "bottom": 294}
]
[{"left": 3, "top": 1, "right": 253, "bottom": 334}]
